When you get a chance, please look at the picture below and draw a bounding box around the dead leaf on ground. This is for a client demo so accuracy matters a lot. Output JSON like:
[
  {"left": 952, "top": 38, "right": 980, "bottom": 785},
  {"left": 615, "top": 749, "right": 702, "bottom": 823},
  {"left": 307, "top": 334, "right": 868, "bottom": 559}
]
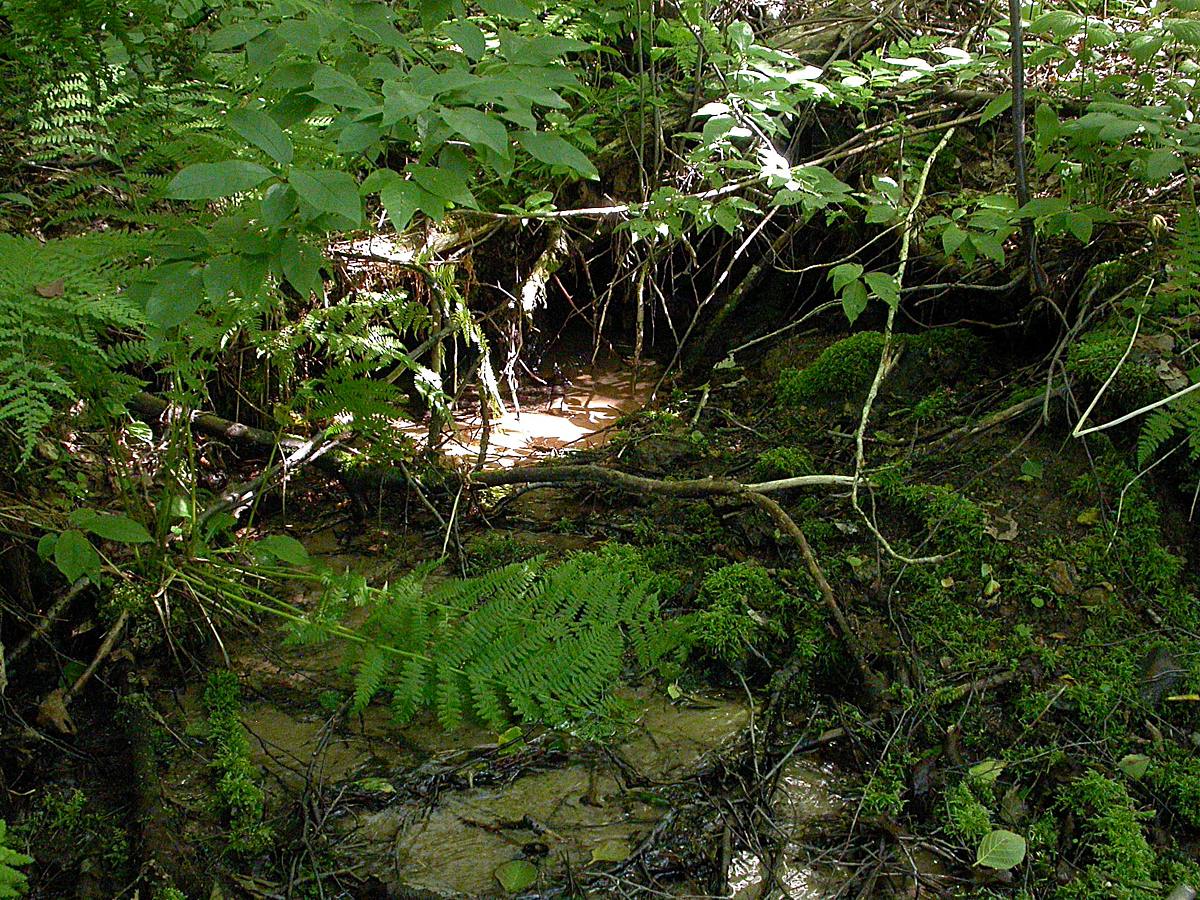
[
  {"left": 36, "top": 687, "right": 75, "bottom": 734},
  {"left": 985, "top": 514, "right": 1019, "bottom": 542},
  {"left": 35, "top": 278, "right": 65, "bottom": 298}
]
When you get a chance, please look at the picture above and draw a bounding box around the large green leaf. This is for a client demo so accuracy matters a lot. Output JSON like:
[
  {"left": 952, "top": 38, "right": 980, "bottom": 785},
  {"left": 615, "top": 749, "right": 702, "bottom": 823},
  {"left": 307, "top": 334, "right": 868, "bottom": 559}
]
[
  {"left": 517, "top": 131, "right": 597, "bottom": 179},
  {"left": 289, "top": 169, "right": 363, "bottom": 225},
  {"left": 54, "top": 530, "right": 101, "bottom": 583},
  {"left": 167, "top": 161, "right": 273, "bottom": 200},
  {"left": 411, "top": 165, "right": 476, "bottom": 207},
  {"left": 228, "top": 108, "right": 293, "bottom": 165},
  {"left": 443, "top": 22, "right": 486, "bottom": 61},
  {"left": 975, "top": 830, "right": 1026, "bottom": 870},
  {"left": 255, "top": 534, "right": 311, "bottom": 567},
  {"left": 441, "top": 107, "right": 509, "bottom": 157},
  {"left": 69, "top": 510, "right": 153, "bottom": 544}
]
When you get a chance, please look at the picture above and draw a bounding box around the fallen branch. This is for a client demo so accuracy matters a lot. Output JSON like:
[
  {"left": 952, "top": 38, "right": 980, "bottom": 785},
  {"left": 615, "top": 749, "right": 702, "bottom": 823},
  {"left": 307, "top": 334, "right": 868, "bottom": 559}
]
[
  {"left": 3, "top": 576, "right": 90, "bottom": 682},
  {"left": 129, "top": 393, "right": 411, "bottom": 495}
]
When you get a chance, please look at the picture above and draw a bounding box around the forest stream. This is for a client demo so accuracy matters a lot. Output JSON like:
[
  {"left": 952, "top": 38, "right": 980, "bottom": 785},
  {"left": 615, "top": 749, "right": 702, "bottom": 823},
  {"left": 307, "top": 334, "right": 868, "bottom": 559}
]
[
  {"left": 9, "top": 1, "right": 1200, "bottom": 897},
  {"left": 150, "top": 355, "right": 856, "bottom": 899}
]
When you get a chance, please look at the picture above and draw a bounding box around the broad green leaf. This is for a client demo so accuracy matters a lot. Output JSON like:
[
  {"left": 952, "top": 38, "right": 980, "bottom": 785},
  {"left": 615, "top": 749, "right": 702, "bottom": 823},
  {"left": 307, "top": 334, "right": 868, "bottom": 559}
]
[
  {"left": 980, "top": 92, "right": 1013, "bottom": 125},
  {"left": 261, "top": 183, "right": 297, "bottom": 228},
  {"left": 969, "top": 759, "right": 1005, "bottom": 785},
  {"left": 1030, "top": 10, "right": 1083, "bottom": 39},
  {"left": 440, "top": 107, "right": 509, "bottom": 157},
  {"left": 1034, "top": 103, "right": 1059, "bottom": 142},
  {"left": 208, "top": 20, "right": 268, "bottom": 51},
  {"left": 146, "top": 263, "right": 203, "bottom": 329},
  {"left": 478, "top": 0, "right": 533, "bottom": 19},
  {"left": 1145, "top": 148, "right": 1182, "bottom": 182},
  {"left": 942, "top": 223, "right": 968, "bottom": 257},
  {"left": 255, "top": 534, "right": 311, "bottom": 566},
  {"left": 830, "top": 263, "right": 864, "bottom": 293},
  {"left": 54, "top": 530, "right": 101, "bottom": 583},
  {"left": 972, "top": 232, "right": 1006, "bottom": 264},
  {"left": 494, "top": 859, "right": 538, "bottom": 893},
  {"left": 37, "top": 532, "right": 57, "bottom": 561},
  {"left": 290, "top": 168, "right": 362, "bottom": 225},
  {"left": 728, "top": 20, "right": 754, "bottom": 52},
  {"left": 1118, "top": 753, "right": 1151, "bottom": 780},
  {"left": 278, "top": 234, "right": 325, "bottom": 298},
  {"left": 975, "top": 829, "right": 1026, "bottom": 870},
  {"left": 1064, "top": 211, "right": 1094, "bottom": 243},
  {"left": 841, "top": 279, "right": 868, "bottom": 324},
  {"left": 444, "top": 21, "right": 486, "bottom": 61},
  {"left": 518, "top": 131, "right": 597, "bottom": 179},
  {"left": 864, "top": 271, "right": 899, "bottom": 308},
  {"left": 411, "top": 165, "right": 476, "bottom": 207},
  {"left": 167, "top": 161, "right": 273, "bottom": 200},
  {"left": 228, "top": 108, "right": 293, "bottom": 165},
  {"left": 589, "top": 839, "right": 630, "bottom": 863},
  {"left": 69, "top": 510, "right": 153, "bottom": 544},
  {"left": 308, "top": 66, "right": 374, "bottom": 109}
]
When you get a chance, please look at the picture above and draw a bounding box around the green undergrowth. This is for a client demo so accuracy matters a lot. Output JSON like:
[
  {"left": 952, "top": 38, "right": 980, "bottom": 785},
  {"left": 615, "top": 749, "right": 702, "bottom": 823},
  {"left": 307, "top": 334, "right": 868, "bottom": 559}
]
[
  {"left": 297, "top": 545, "right": 688, "bottom": 736},
  {"left": 774, "top": 327, "right": 983, "bottom": 409},
  {"left": 10, "top": 788, "right": 128, "bottom": 895},
  {"left": 203, "top": 671, "right": 272, "bottom": 856}
]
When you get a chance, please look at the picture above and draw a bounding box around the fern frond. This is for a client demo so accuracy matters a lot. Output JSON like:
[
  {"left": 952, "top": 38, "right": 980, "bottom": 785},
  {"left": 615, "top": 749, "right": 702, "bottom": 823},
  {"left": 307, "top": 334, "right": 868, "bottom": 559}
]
[{"left": 301, "top": 550, "right": 680, "bottom": 733}]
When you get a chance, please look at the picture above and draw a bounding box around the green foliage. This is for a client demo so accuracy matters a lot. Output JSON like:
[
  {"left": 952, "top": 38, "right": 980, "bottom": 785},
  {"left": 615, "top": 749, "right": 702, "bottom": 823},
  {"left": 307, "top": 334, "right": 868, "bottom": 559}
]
[
  {"left": 0, "top": 233, "right": 149, "bottom": 462},
  {"left": 301, "top": 547, "right": 683, "bottom": 734},
  {"left": 691, "top": 562, "right": 786, "bottom": 663},
  {"left": 752, "top": 446, "right": 815, "bottom": 481},
  {"left": 465, "top": 532, "right": 539, "bottom": 575},
  {"left": 203, "top": 670, "right": 272, "bottom": 856},
  {"left": 11, "top": 789, "right": 128, "bottom": 893},
  {"left": 776, "top": 332, "right": 885, "bottom": 407},
  {"left": 0, "top": 821, "right": 31, "bottom": 899},
  {"left": 1056, "top": 770, "right": 1156, "bottom": 899}
]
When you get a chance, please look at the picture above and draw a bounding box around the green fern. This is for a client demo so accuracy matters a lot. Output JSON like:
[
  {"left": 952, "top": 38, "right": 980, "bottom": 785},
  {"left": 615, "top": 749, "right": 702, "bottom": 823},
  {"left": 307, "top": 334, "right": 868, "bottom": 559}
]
[
  {"left": 0, "top": 820, "right": 31, "bottom": 899},
  {"left": 298, "top": 547, "right": 684, "bottom": 734},
  {"left": 0, "top": 233, "right": 150, "bottom": 462}
]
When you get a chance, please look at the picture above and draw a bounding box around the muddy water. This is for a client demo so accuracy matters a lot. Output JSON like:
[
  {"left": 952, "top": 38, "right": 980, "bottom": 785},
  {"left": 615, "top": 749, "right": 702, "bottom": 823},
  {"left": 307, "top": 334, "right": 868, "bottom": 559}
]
[
  {"left": 157, "top": 355, "right": 853, "bottom": 896},
  {"left": 413, "top": 354, "right": 659, "bottom": 468},
  {"left": 727, "top": 762, "right": 847, "bottom": 898}
]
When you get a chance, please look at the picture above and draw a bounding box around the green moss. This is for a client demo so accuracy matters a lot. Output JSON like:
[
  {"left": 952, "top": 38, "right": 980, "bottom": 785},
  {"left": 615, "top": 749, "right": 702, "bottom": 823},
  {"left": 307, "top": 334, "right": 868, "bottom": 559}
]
[
  {"left": 691, "top": 562, "right": 785, "bottom": 663},
  {"left": 944, "top": 780, "right": 993, "bottom": 843},
  {"left": 1147, "top": 750, "right": 1200, "bottom": 828},
  {"left": 883, "top": 481, "right": 987, "bottom": 549},
  {"left": 753, "top": 446, "right": 815, "bottom": 481},
  {"left": 1056, "top": 770, "right": 1156, "bottom": 899},
  {"left": 1066, "top": 333, "right": 1161, "bottom": 404},
  {"left": 203, "top": 670, "right": 272, "bottom": 856},
  {"left": 776, "top": 331, "right": 885, "bottom": 406}
]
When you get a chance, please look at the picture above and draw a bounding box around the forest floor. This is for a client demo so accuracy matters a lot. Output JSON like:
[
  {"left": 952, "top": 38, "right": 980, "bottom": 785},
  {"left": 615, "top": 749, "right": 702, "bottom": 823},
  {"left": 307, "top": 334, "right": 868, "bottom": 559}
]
[{"left": 11, "top": 317, "right": 1200, "bottom": 899}]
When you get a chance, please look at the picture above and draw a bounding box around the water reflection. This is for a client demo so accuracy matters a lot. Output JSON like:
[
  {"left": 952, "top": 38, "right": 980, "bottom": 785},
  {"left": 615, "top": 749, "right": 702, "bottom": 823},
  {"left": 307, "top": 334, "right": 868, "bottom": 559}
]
[{"left": 411, "top": 356, "right": 658, "bottom": 468}]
